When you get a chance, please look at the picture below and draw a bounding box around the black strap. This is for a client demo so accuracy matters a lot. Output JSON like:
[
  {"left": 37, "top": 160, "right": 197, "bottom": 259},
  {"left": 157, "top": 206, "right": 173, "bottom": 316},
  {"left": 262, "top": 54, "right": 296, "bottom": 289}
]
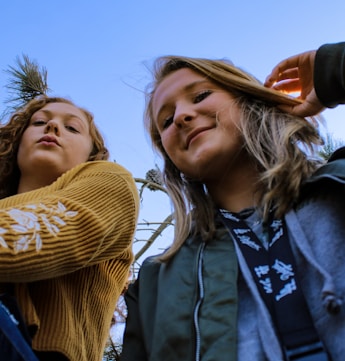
[{"left": 220, "top": 211, "right": 329, "bottom": 360}]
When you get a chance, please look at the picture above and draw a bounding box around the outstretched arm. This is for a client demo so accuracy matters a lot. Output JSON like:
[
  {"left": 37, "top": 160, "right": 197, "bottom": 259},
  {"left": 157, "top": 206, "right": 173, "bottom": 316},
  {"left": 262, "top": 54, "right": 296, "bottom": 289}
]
[{"left": 265, "top": 42, "right": 345, "bottom": 117}]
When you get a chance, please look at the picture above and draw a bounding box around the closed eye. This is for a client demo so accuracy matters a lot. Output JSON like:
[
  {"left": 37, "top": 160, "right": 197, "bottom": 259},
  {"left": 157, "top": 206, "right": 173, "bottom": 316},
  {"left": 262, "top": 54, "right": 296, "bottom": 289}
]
[
  {"left": 31, "top": 119, "right": 47, "bottom": 126},
  {"left": 162, "top": 116, "right": 174, "bottom": 130},
  {"left": 194, "top": 90, "right": 212, "bottom": 103},
  {"left": 65, "top": 125, "right": 79, "bottom": 133}
]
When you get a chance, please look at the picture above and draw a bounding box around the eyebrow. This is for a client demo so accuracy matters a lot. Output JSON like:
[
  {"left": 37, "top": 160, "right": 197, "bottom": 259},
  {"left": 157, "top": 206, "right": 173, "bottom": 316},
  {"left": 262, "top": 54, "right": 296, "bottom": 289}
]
[{"left": 156, "top": 79, "right": 213, "bottom": 121}]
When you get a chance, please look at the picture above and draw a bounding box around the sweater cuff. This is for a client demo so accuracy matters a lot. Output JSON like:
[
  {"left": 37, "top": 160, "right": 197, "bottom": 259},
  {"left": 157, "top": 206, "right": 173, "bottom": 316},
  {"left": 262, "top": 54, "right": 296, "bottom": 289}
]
[{"left": 314, "top": 42, "right": 345, "bottom": 108}]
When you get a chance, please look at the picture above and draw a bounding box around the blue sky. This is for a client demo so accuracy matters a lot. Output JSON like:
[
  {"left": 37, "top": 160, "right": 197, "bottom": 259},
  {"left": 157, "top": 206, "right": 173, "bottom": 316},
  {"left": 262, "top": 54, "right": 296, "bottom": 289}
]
[{"left": 1, "top": 1, "right": 345, "bottom": 258}]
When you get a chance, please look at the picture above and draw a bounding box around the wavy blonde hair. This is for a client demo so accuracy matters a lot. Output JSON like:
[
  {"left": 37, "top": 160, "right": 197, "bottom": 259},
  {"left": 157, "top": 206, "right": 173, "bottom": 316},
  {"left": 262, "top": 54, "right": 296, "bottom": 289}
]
[
  {"left": 145, "top": 56, "right": 324, "bottom": 261},
  {"left": 0, "top": 96, "right": 109, "bottom": 199}
]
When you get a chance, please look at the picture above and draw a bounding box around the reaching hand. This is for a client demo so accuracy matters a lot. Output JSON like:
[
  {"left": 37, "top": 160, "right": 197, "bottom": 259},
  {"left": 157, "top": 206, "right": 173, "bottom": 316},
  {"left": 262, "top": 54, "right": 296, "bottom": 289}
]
[{"left": 264, "top": 50, "right": 325, "bottom": 117}]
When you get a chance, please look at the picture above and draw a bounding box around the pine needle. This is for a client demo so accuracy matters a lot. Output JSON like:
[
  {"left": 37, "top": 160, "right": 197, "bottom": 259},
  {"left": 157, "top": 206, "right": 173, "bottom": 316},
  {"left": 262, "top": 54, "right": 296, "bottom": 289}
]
[{"left": 4, "top": 53, "right": 50, "bottom": 111}]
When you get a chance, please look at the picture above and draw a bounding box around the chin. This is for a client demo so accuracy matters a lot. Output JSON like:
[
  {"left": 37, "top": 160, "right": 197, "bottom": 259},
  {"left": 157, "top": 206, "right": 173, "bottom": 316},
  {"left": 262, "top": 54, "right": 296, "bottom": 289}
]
[{"left": 183, "top": 168, "right": 207, "bottom": 182}]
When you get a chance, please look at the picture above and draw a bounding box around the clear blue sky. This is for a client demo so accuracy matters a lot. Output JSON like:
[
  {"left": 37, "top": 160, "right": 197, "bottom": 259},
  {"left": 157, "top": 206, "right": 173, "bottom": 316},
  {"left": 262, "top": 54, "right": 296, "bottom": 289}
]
[
  {"left": 1, "top": 1, "right": 345, "bottom": 257},
  {"left": 1, "top": 0, "right": 345, "bottom": 175}
]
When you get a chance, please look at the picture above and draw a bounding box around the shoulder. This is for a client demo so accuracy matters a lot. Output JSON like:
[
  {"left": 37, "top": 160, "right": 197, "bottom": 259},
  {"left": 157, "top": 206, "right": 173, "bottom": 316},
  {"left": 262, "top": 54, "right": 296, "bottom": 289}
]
[
  {"left": 58, "top": 161, "right": 137, "bottom": 193},
  {"left": 64, "top": 160, "right": 134, "bottom": 179},
  {"left": 46, "top": 161, "right": 139, "bottom": 216},
  {"left": 300, "top": 147, "right": 345, "bottom": 201},
  {"left": 306, "top": 148, "right": 345, "bottom": 185},
  {"left": 138, "top": 257, "right": 162, "bottom": 278},
  {"left": 126, "top": 257, "right": 162, "bottom": 306}
]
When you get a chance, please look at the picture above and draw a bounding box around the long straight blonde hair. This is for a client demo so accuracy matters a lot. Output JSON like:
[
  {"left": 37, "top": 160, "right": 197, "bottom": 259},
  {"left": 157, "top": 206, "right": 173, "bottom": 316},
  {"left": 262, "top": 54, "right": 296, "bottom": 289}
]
[{"left": 145, "top": 56, "right": 323, "bottom": 261}]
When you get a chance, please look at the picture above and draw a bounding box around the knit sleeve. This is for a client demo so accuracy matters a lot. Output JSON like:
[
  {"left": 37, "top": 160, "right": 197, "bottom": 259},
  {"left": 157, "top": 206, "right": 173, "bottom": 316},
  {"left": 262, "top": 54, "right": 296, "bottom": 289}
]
[{"left": 0, "top": 161, "right": 139, "bottom": 282}]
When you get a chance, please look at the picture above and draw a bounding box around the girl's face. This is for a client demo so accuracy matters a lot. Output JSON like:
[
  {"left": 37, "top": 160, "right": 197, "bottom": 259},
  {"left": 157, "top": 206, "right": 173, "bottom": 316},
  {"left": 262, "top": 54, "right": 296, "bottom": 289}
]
[
  {"left": 152, "top": 68, "right": 248, "bottom": 183},
  {"left": 17, "top": 102, "right": 93, "bottom": 186}
]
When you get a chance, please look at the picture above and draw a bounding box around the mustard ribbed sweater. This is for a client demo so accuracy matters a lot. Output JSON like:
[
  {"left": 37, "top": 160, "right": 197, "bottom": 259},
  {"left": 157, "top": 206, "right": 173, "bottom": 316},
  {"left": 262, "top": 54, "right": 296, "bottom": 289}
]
[{"left": 0, "top": 161, "right": 139, "bottom": 360}]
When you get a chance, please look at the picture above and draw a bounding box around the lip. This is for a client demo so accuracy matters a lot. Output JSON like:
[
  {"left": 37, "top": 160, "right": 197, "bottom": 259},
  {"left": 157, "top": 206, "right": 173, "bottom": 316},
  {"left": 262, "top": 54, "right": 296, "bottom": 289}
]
[
  {"left": 37, "top": 135, "right": 60, "bottom": 146},
  {"left": 186, "top": 126, "right": 213, "bottom": 148}
]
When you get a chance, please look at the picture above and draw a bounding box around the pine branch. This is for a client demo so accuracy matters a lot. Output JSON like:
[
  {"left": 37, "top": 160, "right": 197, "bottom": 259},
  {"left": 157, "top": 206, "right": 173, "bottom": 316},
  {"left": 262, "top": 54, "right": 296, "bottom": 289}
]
[{"left": 4, "top": 54, "right": 50, "bottom": 112}]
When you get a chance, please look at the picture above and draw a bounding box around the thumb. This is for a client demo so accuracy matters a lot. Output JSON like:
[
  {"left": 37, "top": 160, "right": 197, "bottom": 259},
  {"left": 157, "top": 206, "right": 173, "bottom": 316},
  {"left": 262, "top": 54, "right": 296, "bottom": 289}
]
[{"left": 277, "top": 100, "right": 324, "bottom": 118}]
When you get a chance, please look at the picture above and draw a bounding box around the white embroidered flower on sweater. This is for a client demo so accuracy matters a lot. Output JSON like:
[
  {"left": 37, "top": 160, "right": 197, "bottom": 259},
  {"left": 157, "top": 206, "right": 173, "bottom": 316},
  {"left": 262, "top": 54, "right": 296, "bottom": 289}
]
[
  {"left": 0, "top": 202, "right": 78, "bottom": 252},
  {"left": 0, "top": 227, "right": 8, "bottom": 248}
]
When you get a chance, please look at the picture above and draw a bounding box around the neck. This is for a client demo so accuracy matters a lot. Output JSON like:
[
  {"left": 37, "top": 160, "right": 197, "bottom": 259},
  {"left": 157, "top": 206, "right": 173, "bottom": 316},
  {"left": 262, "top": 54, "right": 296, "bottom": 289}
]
[
  {"left": 206, "top": 162, "right": 260, "bottom": 213},
  {"left": 17, "top": 174, "right": 58, "bottom": 194}
]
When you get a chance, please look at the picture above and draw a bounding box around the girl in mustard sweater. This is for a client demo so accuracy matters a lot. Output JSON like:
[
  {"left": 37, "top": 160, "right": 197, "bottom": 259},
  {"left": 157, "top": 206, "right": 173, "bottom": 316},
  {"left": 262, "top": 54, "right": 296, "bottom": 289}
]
[{"left": 0, "top": 96, "right": 139, "bottom": 360}]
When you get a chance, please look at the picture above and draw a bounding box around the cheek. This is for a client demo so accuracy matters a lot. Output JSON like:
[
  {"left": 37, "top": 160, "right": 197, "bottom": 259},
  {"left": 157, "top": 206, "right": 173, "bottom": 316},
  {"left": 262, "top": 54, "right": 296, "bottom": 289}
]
[
  {"left": 159, "top": 134, "right": 177, "bottom": 167},
  {"left": 79, "top": 134, "right": 93, "bottom": 151},
  {"left": 81, "top": 140, "right": 94, "bottom": 160},
  {"left": 17, "top": 146, "right": 24, "bottom": 169},
  {"left": 160, "top": 133, "right": 177, "bottom": 164},
  {"left": 160, "top": 134, "right": 169, "bottom": 150},
  {"left": 218, "top": 107, "right": 242, "bottom": 134},
  {"left": 17, "top": 133, "right": 29, "bottom": 165},
  {"left": 68, "top": 136, "right": 93, "bottom": 163},
  {"left": 160, "top": 125, "right": 178, "bottom": 150},
  {"left": 85, "top": 138, "right": 95, "bottom": 160}
]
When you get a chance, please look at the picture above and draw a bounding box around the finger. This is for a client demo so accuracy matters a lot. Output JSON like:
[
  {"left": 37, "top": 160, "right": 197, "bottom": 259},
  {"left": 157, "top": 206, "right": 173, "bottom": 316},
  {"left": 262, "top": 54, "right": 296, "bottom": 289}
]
[
  {"left": 272, "top": 79, "right": 301, "bottom": 93},
  {"left": 277, "top": 103, "right": 311, "bottom": 117},
  {"left": 265, "top": 69, "right": 299, "bottom": 88},
  {"left": 274, "top": 68, "right": 299, "bottom": 82},
  {"left": 277, "top": 99, "right": 324, "bottom": 118},
  {"left": 265, "top": 54, "right": 304, "bottom": 86}
]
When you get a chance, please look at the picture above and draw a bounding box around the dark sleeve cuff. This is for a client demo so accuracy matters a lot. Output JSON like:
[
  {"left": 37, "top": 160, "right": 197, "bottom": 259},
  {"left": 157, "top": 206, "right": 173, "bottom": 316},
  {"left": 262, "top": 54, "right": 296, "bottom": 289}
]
[{"left": 314, "top": 42, "right": 345, "bottom": 108}]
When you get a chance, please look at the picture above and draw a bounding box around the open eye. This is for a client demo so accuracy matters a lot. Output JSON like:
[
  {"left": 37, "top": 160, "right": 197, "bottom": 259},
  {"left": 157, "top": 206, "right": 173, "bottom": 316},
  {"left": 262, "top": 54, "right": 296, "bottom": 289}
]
[{"left": 194, "top": 90, "right": 212, "bottom": 103}]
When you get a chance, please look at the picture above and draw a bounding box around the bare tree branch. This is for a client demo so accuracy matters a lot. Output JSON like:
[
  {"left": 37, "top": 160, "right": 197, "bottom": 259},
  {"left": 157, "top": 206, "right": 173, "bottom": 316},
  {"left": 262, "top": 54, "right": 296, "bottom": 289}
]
[{"left": 134, "top": 213, "right": 173, "bottom": 261}]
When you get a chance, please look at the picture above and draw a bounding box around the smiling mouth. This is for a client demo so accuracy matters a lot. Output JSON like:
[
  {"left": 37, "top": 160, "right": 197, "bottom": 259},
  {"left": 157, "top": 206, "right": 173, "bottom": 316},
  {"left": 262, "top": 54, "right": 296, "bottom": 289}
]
[{"left": 186, "top": 127, "right": 212, "bottom": 148}]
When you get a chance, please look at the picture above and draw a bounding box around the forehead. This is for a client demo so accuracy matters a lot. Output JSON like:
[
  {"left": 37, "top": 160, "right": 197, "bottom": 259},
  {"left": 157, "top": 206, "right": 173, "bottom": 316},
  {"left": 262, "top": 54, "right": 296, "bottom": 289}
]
[
  {"left": 152, "top": 68, "right": 207, "bottom": 112},
  {"left": 33, "top": 102, "right": 89, "bottom": 124}
]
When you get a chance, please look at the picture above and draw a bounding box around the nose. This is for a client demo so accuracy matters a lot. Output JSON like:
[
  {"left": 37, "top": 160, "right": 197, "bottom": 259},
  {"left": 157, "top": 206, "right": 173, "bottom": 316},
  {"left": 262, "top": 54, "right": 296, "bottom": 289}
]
[
  {"left": 173, "top": 103, "right": 195, "bottom": 127},
  {"left": 45, "top": 120, "right": 60, "bottom": 135}
]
